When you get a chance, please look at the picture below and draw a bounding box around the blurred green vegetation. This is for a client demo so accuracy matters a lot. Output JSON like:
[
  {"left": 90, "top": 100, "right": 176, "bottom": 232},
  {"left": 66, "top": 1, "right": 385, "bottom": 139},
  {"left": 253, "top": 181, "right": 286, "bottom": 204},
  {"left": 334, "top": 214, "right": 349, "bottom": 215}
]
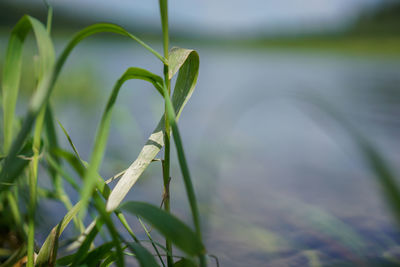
[
  {"left": 352, "top": 2, "right": 400, "bottom": 36},
  {"left": 0, "top": 52, "right": 103, "bottom": 110}
]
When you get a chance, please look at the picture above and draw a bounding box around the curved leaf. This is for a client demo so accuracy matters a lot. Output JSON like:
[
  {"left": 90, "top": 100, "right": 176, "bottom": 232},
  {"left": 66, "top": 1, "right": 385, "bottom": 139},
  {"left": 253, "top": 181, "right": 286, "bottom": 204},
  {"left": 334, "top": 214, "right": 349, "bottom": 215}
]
[
  {"left": 0, "top": 22, "right": 164, "bottom": 193},
  {"left": 35, "top": 201, "right": 82, "bottom": 267},
  {"left": 121, "top": 202, "right": 205, "bottom": 256},
  {"left": 1, "top": 15, "right": 55, "bottom": 153},
  {"left": 55, "top": 23, "right": 166, "bottom": 75},
  {"left": 79, "top": 67, "right": 163, "bottom": 219},
  {"left": 169, "top": 48, "right": 199, "bottom": 118},
  {"left": 0, "top": 15, "right": 55, "bottom": 191},
  {"left": 106, "top": 47, "right": 199, "bottom": 211}
]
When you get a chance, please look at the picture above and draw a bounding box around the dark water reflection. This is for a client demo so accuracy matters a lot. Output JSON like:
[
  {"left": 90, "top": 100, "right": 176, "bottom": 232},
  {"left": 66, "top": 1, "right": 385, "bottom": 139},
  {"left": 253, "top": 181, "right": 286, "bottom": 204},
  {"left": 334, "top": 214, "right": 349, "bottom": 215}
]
[{"left": 35, "top": 39, "right": 400, "bottom": 266}]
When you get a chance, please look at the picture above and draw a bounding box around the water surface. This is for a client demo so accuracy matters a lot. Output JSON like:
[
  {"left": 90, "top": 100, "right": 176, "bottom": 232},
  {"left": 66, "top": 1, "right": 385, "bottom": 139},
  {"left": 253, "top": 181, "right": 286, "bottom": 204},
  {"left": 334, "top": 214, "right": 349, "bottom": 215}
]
[{"left": 35, "top": 39, "right": 400, "bottom": 266}]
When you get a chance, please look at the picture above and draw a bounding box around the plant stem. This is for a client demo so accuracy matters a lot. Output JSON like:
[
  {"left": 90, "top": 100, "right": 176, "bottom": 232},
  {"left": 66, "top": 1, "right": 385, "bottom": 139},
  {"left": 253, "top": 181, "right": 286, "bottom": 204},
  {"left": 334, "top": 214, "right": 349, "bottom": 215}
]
[
  {"left": 159, "top": 1, "right": 173, "bottom": 266},
  {"left": 27, "top": 107, "right": 45, "bottom": 267},
  {"left": 162, "top": 85, "right": 207, "bottom": 267},
  {"left": 27, "top": 7, "right": 54, "bottom": 266}
]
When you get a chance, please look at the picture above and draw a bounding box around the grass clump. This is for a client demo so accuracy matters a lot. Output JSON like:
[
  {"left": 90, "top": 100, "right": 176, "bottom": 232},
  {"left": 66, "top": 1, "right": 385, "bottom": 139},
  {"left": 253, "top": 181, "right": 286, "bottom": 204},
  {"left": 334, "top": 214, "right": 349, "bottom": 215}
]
[{"left": 0, "top": 0, "right": 208, "bottom": 266}]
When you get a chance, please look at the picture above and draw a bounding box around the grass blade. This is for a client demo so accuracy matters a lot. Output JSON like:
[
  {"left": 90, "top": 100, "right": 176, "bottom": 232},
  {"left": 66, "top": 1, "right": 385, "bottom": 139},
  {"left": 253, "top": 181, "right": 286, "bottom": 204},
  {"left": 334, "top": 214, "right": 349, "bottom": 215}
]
[
  {"left": 121, "top": 202, "right": 205, "bottom": 256},
  {"left": 56, "top": 23, "right": 166, "bottom": 76},
  {"left": 79, "top": 67, "right": 163, "bottom": 219},
  {"left": 138, "top": 217, "right": 166, "bottom": 267},
  {"left": 35, "top": 201, "right": 82, "bottom": 267},
  {"left": 123, "top": 241, "right": 161, "bottom": 267},
  {"left": 160, "top": 48, "right": 205, "bottom": 266},
  {"left": 1, "top": 15, "right": 55, "bottom": 153},
  {"left": 169, "top": 48, "right": 199, "bottom": 119},
  {"left": 0, "top": 22, "right": 164, "bottom": 193},
  {"left": 106, "top": 48, "right": 199, "bottom": 211},
  {"left": 0, "top": 15, "right": 55, "bottom": 195}
]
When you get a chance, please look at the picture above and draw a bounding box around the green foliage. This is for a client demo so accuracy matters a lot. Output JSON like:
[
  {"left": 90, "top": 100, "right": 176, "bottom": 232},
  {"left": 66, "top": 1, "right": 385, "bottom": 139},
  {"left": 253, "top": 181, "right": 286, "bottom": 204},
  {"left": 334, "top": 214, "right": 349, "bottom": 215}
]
[
  {"left": 0, "top": 1, "right": 207, "bottom": 266},
  {"left": 121, "top": 202, "right": 205, "bottom": 256}
]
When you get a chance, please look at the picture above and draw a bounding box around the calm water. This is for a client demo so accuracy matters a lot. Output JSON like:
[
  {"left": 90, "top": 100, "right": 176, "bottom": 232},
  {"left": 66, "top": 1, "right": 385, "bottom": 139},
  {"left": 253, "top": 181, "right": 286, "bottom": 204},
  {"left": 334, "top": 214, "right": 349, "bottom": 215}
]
[{"left": 31, "top": 38, "right": 400, "bottom": 266}]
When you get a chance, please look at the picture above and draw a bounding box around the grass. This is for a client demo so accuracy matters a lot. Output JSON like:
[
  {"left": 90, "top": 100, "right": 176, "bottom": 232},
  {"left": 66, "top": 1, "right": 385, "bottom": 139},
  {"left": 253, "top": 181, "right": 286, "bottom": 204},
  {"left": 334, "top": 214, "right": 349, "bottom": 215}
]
[{"left": 0, "top": 0, "right": 208, "bottom": 266}]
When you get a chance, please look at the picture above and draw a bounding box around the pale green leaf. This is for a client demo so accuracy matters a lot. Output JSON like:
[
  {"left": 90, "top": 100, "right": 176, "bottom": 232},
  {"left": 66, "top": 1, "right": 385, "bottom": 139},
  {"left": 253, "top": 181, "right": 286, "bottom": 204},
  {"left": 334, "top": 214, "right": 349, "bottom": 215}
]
[
  {"left": 106, "top": 47, "right": 199, "bottom": 211},
  {"left": 79, "top": 67, "right": 163, "bottom": 220}
]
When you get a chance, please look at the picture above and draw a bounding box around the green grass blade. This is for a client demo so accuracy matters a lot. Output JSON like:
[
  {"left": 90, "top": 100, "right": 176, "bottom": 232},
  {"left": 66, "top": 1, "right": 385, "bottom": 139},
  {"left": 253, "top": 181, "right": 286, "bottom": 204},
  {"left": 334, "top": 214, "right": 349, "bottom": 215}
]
[
  {"left": 53, "top": 144, "right": 141, "bottom": 250},
  {"left": 44, "top": 106, "right": 67, "bottom": 191},
  {"left": 123, "top": 241, "right": 161, "bottom": 267},
  {"left": 161, "top": 48, "right": 202, "bottom": 236},
  {"left": 161, "top": 84, "right": 205, "bottom": 266},
  {"left": 80, "top": 242, "right": 114, "bottom": 265},
  {"left": 57, "top": 120, "right": 84, "bottom": 162},
  {"left": 70, "top": 219, "right": 102, "bottom": 266},
  {"left": 1, "top": 15, "right": 55, "bottom": 153},
  {"left": 53, "top": 135, "right": 139, "bottom": 266},
  {"left": 27, "top": 107, "right": 46, "bottom": 267},
  {"left": 138, "top": 217, "right": 166, "bottom": 267},
  {"left": 93, "top": 194, "right": 125, "bottom": 267},
  {"left": 79, "top": 67, "right": 163, "bottom": 220},
  {"left": 159, "top": 0, "right": 169, "bottom": 59},
  {"left": 121, "top": 201, "right": 205, "bottom": 256},
  {"left": 0, "top": 15, "right": 55, "bottom": 193},
  {"left": 159, "top": 3, "right": 171, "bottom": 264},
  {"left": 0, "top": 22, "right": 164, "bottom": 193},
  {"left": 53, "top": 148, "right": 86, "bottom": 177},
  {"left": 55, "top": 23, "right": 166, "bottom": 76},
  {"left": 161, "top": 49, "right": 206, "bottom": 266},
  {"left": 106, "top": 48, "right": 199, "bottom": 211},
  {"left": 67, "top": 193, "right": 125, "bottom": 267},
  {"left": 100, "top": 253, "right": 117, "bottom": 267},
  {"left": 169, "top": 48, "right": 199, "bottom": 119},
  {"left": 35, "top": 201, "right": 82, "bottom": 267},
  {"left": 43, "top": 106, "right": 82, "bottom": 230}
]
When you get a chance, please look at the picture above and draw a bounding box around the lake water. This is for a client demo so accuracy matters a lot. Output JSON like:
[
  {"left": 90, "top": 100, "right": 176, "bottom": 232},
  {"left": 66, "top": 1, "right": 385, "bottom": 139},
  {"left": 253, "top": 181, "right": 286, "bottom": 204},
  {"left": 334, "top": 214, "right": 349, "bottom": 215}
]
[{"left": 27, "top": 38, "right": 400, "bottom": 266}]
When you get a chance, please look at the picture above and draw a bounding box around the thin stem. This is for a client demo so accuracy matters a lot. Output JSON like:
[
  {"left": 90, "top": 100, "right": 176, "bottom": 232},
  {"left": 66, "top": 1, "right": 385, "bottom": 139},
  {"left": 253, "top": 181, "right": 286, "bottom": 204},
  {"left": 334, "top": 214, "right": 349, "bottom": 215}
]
[
  {"left": 27, "top": 107, "right": 45, "bottom": 267},
  {"left": 159, "top": 0, "right": 173, "bottom": 266},
  {"left": 28, "top": 7, "right": 53, "bottom": 265},
  {"left": 138, "top": 217, "right": 166, "bottom": 267},
  {"left": 162, "top": 84, "right": 207, "bottom": 267},
  {"left": 159, "top": 0, "right": 169, "bottom": 59},
  {"left": 46, "top": 5, "right": 53, "bottom": 34}
]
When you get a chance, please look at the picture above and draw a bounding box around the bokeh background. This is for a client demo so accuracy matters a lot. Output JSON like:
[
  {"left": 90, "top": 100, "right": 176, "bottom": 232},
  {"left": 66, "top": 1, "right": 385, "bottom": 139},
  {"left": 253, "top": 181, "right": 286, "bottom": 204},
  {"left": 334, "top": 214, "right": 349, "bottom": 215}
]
[{"left": 1, "top": 0, "right": 400, "bottom": 266}]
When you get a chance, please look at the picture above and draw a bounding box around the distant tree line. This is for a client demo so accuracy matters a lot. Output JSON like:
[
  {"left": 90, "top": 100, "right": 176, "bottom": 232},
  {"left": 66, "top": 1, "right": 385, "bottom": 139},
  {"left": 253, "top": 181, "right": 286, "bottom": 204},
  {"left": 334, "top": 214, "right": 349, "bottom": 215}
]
[{"left": 352, "top": 1, "right": 400, "bottom": 36}]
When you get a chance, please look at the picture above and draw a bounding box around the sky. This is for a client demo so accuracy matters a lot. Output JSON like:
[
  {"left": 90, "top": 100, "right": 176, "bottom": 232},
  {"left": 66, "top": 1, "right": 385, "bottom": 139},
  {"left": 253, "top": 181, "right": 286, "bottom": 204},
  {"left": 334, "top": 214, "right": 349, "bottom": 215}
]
[{"left": 11, "top": 0, "right": 383, "bottom": 36}]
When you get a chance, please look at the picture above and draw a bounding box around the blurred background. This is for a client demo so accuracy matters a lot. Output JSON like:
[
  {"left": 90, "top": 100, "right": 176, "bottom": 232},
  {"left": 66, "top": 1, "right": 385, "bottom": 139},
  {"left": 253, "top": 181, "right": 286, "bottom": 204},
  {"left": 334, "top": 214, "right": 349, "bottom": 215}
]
[{"left": 1, "top": 0, "right": 400, "bottom": 265}]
